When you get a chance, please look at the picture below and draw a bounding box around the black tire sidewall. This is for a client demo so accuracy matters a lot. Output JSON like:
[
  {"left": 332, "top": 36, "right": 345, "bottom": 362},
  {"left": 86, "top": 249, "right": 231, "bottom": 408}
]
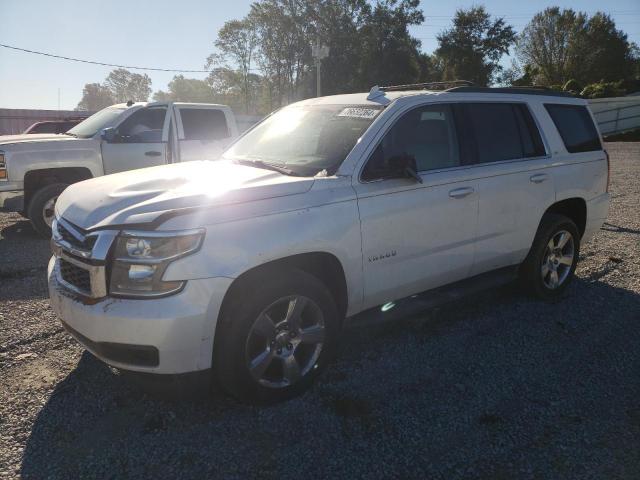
[
  {"left": 521, "top": 214, "right": 580, "bottom": 299},
  {"left": 28, "top": 183, "right": 68, "bottom": 237},
  {"left": 215, "top": 268, "right": 340, "bottom": 404}
]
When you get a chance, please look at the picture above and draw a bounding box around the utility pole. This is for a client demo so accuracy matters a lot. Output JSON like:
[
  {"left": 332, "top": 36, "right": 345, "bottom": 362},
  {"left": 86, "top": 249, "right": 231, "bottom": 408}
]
[
  {"left": 311, "top": 36, "right": 329, "bottom": 97},
  {"left": 57, "top": 88, "right": 61, "bottom": 111}
]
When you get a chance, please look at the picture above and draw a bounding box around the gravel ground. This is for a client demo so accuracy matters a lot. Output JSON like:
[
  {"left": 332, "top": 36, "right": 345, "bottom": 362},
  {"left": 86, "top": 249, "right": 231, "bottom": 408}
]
[{"left": 1, "top": 143, "right": 639, "bottom": 479}]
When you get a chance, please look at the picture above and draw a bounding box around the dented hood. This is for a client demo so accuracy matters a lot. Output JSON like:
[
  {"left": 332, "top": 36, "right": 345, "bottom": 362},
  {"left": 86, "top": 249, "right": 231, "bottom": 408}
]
[{"left": 55, "top": 160, "right": 315, "bottom": 230}]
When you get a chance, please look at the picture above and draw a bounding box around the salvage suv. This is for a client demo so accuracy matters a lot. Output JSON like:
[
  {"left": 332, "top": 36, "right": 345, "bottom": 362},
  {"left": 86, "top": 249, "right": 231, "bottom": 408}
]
[{"left": 48, "top": 83, "right": 610, "bottom": 403}]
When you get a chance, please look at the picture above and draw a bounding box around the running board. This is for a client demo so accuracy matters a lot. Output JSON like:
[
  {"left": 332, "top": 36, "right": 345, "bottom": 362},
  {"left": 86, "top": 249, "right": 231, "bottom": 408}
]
[{"left": 347, "top": 266, "right": 520, "bottom": 326}]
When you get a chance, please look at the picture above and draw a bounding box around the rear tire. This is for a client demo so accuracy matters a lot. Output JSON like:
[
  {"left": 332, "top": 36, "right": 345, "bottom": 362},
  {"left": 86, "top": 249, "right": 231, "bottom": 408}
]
[
  {"left": 215, "top": 268, "right": 340, "bottom": 404},
  {"left": 520, "top": 213, "right": 580, "bottom": 300},
  {"left": 27, "top": 183, "right": 68, "bottom": 238}
]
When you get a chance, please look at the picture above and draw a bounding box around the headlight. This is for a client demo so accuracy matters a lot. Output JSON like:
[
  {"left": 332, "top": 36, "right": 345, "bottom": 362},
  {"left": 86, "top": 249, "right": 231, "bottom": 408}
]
[
  {"left": 109, "top": 229, "right": 204, "bottom": 298},
  {"left": 0, "top": 152, "right": 7, "bottom": 180}
]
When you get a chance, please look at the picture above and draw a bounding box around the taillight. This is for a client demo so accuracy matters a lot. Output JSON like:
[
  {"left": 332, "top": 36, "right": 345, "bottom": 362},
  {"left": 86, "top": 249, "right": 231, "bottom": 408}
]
[{"left": 604, "top": 150, "right": 610, "bottom": 193}]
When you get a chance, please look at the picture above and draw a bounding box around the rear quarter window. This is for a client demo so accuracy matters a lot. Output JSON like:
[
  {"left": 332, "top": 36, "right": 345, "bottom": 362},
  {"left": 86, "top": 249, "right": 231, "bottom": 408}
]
[{"left": 544, "top": 104, "right": 602, "bottom": 153}]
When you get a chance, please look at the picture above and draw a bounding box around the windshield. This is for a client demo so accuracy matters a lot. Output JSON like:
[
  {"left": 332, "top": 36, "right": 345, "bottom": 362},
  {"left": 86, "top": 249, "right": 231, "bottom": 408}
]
[
  {"left": 223, "top": 104, "right": 383, "bottom": 176},
  {"left": 67, "top": 106, "right": 126, "bottom": 138}
]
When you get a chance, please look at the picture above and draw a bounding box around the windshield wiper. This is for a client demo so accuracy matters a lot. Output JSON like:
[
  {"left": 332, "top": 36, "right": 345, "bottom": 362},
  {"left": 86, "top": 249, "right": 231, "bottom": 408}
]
[
  {"left": 63, "top": 132, "right": 78, "bottom": 137},
  {"left": 235, "top": 158, "right": 298, "bottom": 176}
]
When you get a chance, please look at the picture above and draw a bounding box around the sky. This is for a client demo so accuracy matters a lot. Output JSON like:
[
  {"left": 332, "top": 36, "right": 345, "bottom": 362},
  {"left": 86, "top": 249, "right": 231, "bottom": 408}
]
[{"left": 0, "top": 0, "right": 639, "bottom": 110}]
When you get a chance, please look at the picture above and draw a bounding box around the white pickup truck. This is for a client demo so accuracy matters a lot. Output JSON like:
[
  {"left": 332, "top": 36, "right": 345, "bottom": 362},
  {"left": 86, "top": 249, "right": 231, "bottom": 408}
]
[{"left": 0, "top": 102, "right": 238, "bottom": 236}]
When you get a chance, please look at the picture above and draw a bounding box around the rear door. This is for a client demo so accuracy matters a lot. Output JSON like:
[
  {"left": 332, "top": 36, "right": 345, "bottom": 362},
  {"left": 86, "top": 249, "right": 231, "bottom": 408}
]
[
  {"left": 101, "top": 106, "right": 170, "bottom": 175},
  {"left": 175, "top": 106, "right": 235, "bottom": 162},
  {"left": 457, "top": 102, "right": 556, "bottom": 275}
]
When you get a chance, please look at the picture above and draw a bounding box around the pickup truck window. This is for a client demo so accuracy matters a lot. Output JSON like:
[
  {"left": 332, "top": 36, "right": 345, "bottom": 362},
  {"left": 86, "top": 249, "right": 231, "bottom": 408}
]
[
  {"left": 116, "top": 107, "right": 167, "bottom": 143},
  {"left": 544, "top": 104, "right": 602, "bottom": 153},
  {"left": 67, "top": 107, "right": 126, "bottom": 138},
  {"left": 224, "top": 104, "right": 383, "bottom": 176},
  {"left": 180, "top": 108, "right": 229, "bottom": 141},
  {"left": 362, "top": 104, "right": 460, "bottom": 181}
]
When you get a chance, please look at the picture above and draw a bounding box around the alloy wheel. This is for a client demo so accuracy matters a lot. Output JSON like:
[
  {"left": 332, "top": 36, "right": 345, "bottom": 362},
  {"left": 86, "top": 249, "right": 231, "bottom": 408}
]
[
  {"left": 541, "top": 230, "right": 575, "bottom": 289},
  {"left": 245, "top": 295, "right": 325, "bottom": 388}
]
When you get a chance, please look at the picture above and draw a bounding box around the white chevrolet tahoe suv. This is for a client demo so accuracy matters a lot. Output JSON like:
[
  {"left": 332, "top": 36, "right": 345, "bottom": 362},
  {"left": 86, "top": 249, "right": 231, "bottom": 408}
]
[
  {"left": 48, "top": 84, "right": 610, "bottom": 403},
  {"left": 0, "top": 101, "right": 238, "bottom": 236}
]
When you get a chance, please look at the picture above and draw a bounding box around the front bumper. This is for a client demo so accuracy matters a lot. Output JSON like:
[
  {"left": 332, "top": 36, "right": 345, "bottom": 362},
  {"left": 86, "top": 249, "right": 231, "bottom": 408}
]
[
  {"left": 0, "top": 189, "right": 24, "bottom": 211},
  {"left": 48, "top": 256, "right": 233, "bottom": 374}
]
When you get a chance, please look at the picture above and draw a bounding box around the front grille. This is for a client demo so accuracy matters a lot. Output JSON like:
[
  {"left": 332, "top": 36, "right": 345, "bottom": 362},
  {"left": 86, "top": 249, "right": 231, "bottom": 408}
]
[
  {"left": 57, "top": 221, "right": 96, "bottom": 251},
  {"left": 60, "top": 259, "right": 91, "bottom": 293}
]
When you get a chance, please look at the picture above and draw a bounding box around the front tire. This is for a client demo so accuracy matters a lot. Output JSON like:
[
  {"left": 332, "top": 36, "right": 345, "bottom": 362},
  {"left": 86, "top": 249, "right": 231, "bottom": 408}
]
[
  {"left": 215, "top": 268, "right": 340, "bottom": 404},
  {"left": 27, "top": 183, "right": 68, "bottom": 238},
  {"left": 520, "top": 213, "right": 580, "bottom": 299}
]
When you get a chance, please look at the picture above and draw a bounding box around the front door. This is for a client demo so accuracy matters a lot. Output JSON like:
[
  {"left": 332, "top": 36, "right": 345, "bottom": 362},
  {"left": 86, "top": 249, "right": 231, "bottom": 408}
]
[
  {"left": 101, "top": 106, "right": 169, "bottom": 174},
  {"left": 354, "top": 103, "right": 479, "bottom": 310}
]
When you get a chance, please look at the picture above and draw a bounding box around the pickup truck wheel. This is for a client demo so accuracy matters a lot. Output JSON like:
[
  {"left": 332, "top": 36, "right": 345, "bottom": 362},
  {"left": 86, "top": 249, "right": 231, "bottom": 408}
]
[
  {"left": 520, "top": 213, "right": 580, "bottom": 300},
  {"left": 215, "top": 268, "right": 340, "bottom": 404},
  {"left": 27, "top": 183, "right": 68, "bottom": 237}
]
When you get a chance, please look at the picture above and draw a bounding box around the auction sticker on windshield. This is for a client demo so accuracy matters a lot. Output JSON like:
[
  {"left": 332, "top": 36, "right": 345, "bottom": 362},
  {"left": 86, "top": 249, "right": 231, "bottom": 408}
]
[{"left": 337, "top": 107, "right": 381, "bottom": 119}]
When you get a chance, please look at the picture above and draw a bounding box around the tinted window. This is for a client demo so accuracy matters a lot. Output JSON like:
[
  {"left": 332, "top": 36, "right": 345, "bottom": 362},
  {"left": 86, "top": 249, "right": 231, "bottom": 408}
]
[
  {"left": 464, "top": 103, "right": 524, "bottom": 163},
  {"left": 545, "top": 104, "right": 602, "bottom": 153},
  {"left": 117, "top": 107, "right": 167, "bottom": 143},
  {"left": 362, "top": 104, "right": 460, "bottom": 180},
  {"left": 181, "top": 109, "right": 229, "bottom": 141},
  {"left": 513, "top": 104, "right": 546, "bottom": 157}
]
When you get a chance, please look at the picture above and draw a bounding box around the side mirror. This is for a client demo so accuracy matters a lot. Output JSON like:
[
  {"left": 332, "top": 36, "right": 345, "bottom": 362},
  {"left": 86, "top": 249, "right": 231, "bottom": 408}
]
[
  {"left": 387, "top": 153, "right": 423, "bottom": 183},
  {"left": 100, "top": 127, "right": 117, "bottom": 143}
]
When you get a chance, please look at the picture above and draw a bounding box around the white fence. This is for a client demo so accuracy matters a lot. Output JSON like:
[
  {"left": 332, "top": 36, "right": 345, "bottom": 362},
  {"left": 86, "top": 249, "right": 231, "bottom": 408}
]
[{"left": 589, "top": 96, "right": 640, "bottom": 136}]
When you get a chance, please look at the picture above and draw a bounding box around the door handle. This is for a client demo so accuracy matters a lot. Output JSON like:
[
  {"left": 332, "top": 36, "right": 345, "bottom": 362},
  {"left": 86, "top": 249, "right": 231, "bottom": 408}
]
[
  {"left": 448, "top": 187, "right": 474, "bottom": 199},
  {"left": 145, "top": 151, "right": 162, "bottom": 157},
  {"left": 530, "top": 173, "right": 548, "bottom": 184}
]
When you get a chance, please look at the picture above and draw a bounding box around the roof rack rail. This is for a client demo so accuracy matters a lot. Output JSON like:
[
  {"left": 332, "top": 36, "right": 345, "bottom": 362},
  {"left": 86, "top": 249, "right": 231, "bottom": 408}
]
[
  {"left": 446, "top": 86, "right": 575, "bottom": 98},
  {"left": 378, "top": 80, "right": 475, "bottom": 92}
]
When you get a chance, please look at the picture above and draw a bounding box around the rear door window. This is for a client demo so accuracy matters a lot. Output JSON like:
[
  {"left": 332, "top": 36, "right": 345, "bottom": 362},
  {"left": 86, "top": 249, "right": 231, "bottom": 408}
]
[
  {"left": 544, "top": 104, "right": 602, "bottom": 153},
  {"left": 180, "top": 108, "right": 229, "bottom": 141},
  {"left": 458, "top": 103, "right": 544, "bottom": 164}
]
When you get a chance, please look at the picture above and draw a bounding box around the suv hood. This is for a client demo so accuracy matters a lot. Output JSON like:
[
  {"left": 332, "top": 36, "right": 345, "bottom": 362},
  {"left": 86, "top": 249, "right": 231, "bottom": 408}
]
[
  {"left": 0, "top": 133, "right": 78, "bottom": 146},
  {"left": 55, "top": 160, "right": 315, "bottom": 230}
]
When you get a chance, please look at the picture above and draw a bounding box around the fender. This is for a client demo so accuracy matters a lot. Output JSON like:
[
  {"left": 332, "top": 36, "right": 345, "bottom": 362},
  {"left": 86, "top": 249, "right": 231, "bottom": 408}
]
[{"left": 161, "top": 196, "right": 365, "bottom": 316}]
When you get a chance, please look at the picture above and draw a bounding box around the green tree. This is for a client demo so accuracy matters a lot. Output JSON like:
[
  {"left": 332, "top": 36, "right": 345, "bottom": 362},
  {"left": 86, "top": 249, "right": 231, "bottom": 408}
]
[
  {"left": 355, "top": 0, "right": 426, "bottom": 89},
  {"left": 249, "top": 0, "right": 311, "bottom": 106},
  {"left": 153, "top": 75, "right": 216, "bottom": 102},
  {"left": 516, "top": 8, "right": 638, "bottom": 86},
  {"left": 435, "top": 6, "right": 516, "bottom": 86},
  {"left": 104, "top": 68, "right": 152, "bottom": 103},
  {"left": 208, "top": 19, "right": 258, "bottom": 113},
  {"left": 76, "top": 83, "right": 114, "bottom": 111}
]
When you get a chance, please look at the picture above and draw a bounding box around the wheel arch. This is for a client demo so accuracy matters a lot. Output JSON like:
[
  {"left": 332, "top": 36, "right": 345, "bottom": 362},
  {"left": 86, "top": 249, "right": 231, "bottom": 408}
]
[
  {"left": 24, "top": 167, "right": 93, "bottom": 212},
  {"left": 543, "top": 197, "right": 587, "bottom": 238},
  {"left": 218, "top": 251, "right": 349, "bottom": 325}
]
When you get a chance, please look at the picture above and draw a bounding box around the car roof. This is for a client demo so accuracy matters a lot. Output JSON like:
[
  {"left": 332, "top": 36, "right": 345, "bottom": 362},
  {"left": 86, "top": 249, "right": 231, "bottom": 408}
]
[{"left": 294, "top": 87, "right": 586, "bottom": 108}]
